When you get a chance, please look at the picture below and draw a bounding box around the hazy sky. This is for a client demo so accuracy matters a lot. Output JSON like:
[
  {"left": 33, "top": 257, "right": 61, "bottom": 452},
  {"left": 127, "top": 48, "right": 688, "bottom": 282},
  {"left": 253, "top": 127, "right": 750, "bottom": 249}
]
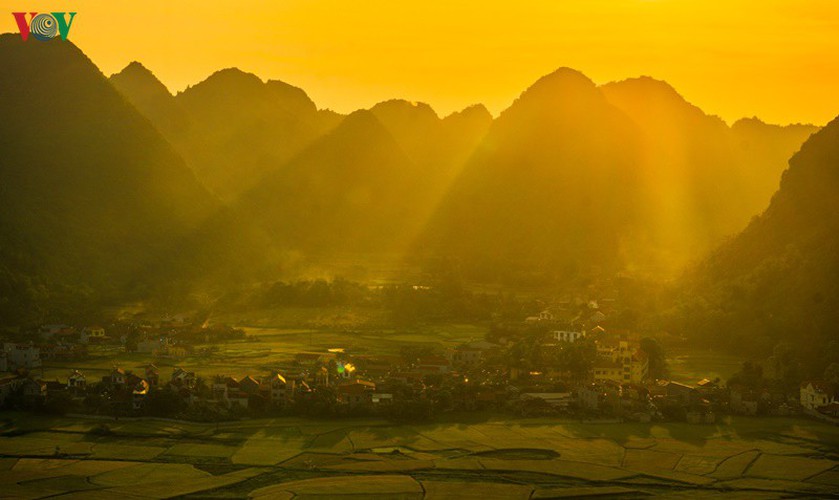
[{"left": 8, "top": 0, "right": 837, "bottom": 124}]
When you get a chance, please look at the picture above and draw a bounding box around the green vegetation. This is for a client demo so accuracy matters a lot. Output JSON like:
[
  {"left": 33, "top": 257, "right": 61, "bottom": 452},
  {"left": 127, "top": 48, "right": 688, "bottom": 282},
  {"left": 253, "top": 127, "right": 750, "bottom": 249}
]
[
  {"left": 39, "top": 322, "right": 485, "bottom": 382},
  {"left": 0, "top": 34, "right": 272, "bottom": 326},
  {"left": 663, "top": 116, "right": 839, "bottom": 377}
]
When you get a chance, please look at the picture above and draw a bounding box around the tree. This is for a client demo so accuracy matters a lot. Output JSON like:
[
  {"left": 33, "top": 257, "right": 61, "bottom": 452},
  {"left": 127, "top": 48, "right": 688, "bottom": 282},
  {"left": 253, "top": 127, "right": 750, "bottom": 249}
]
[
  {"left": 824, "top": 363, "right": 839, "bottom": 385},
  {"left": 557, "top": 340, "right": 596, "bottom": 381},
  {"left": 40, "top": 390, "right": 76, "bottom": 415},
  {"left": 640, "top": 337, "right": 668, "bottom": 379},
  {"left": 146, "top": 389, "right": 186, "bottom": 417},
  {"left": 728, "top": 361, "right": 764, "bottom": 389},
  {"left": 769, "top": 342, "right": 800, "bottom": 389}
]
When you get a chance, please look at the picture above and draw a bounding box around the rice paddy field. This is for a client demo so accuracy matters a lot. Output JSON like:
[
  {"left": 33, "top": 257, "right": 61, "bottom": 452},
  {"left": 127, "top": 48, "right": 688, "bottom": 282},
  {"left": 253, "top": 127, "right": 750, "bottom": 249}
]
[
  {"left": 0, "top": 412, "right": 837, "bottom": 498},
  {"left": 664, "top": 346, "right": 744, "bottom": 386}
]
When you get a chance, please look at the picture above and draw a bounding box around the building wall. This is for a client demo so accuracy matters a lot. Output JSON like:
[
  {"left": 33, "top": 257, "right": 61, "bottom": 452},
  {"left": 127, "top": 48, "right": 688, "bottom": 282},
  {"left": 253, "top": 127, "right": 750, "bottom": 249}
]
[{"left": 800, "top": 385, "right": 833, "bottom": 410}]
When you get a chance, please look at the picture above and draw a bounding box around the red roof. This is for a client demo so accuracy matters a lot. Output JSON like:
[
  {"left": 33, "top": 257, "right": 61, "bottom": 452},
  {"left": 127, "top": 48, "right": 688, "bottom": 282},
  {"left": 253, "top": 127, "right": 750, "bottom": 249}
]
[{"left": 801, "top": 380, "right": 836, "bottom": 393}]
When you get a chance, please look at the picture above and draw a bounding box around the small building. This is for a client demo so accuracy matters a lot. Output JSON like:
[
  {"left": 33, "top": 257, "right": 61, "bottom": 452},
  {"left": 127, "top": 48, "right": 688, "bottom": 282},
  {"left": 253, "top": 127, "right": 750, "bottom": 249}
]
[
  {"left": 630, "top": 351, "right": 649, "bottom": 384},
  {"left": 265, "top": 373, "right": 290, "bottom": 405},
  {"left": 416, "top": 356, "right": 451, "bottom": 375},
  {"left": 211, "top": 375, "right": 231, "bottom": 402},
  {"left": 552, "top": 329, "right": 585, "bottom": 343},
  {"left": 21, "top": 378, "right": 47, "bottom": 401},
  {"left": 227, "top": 390, "right": 249, "bottom": 408},
  {"left": 449, "top": 346, "right": 483, "bottom": 366},
  {"left": 170, "top": 368, "right": 196, "bottom": 389},
  {"left": 665, "top": 381, "right": 697, "bottom": 405},
  {"left": 729, "top": 385, "right": 760, "bottom": 416},
  {"left": 371, "top": 393, "right": 393, "bottom": 405},
  {"left": 593, "top": 340, "right": 647, "bottom": 384},
  {"left": 67, "top": 370, "right": 86, "bottom": 391},
  {"left": 338, "top": 380, "right": 376, "bottom": 406},
  {"left": 593, "top": 359, "right": 624, "bottom": 383},
  {"left": 3, "top": 343, "right": 41, "bottom": 370},
  {"left": 578, "top": 382, "right": 622, "bottom": 412},
  {"left": 800, "top": 381, "right": 836, "bottom": 411},
  {"left": 238, "top": 375, "right": 261, "bottom": 395},
  {"left": 525, "top": 309, "right": 556, "bottom": 323},
  {"left": 80, "top": 326, "right": 106, "bottom": 344},
  {"left": 110, "top": 368, "right": 126, "bottom": 387},
  {"left": 697, "top": 378, "right": 718, "bottom": 390}
]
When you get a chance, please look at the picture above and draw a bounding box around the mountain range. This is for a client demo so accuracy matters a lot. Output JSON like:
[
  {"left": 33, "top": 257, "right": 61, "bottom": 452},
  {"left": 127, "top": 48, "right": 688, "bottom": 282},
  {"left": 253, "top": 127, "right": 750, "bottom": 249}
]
[
  {"left": 0, "top": 35, "right": 274, "bottom": 323},
  {"left": 112, "top": 64, "right": 816, "bottom": 278},
  {"left": 669, "top": 115, "right": 839, "bottom": 368},
  {"left": 0, "top": 35, "right": 830, "bottom": 335}
]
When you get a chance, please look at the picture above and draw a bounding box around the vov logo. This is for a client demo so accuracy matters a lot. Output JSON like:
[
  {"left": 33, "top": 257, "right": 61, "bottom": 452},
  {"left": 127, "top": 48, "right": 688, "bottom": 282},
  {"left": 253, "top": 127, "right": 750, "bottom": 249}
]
[{"left": 12, "top": 12, "right": 76, "bottom": 41}]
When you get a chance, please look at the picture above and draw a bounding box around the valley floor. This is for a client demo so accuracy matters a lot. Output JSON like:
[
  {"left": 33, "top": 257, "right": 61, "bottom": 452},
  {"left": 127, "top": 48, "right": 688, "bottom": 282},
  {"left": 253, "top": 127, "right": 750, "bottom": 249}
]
[{"left": 1, "top": 412, "right": 837, "bottom": 498}]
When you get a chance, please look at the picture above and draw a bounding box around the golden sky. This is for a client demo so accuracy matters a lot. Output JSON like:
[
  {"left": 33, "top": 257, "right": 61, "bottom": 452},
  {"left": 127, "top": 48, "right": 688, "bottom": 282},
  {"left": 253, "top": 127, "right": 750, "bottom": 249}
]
[{"left": 7, "top": 0, "right": 838, "bottom": 124}]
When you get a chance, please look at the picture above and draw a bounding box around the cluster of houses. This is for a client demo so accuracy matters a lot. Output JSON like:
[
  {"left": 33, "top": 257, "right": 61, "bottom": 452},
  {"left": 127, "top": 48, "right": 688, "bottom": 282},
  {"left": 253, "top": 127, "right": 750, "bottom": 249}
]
[
  {"left": 0, "top": 342, "right": 42, "bottom": 372},
  {"left": 1, "top": 306, "right": 837, "bottom": 423},
  {"left": 31, "top": 319, "right": 247, "bottom": 364},
  {"left": 525, "top": 307, "right": 650, "bottom": 385},
  {"left": 799, "top": 381, "right": 839, "bottom": 420}
]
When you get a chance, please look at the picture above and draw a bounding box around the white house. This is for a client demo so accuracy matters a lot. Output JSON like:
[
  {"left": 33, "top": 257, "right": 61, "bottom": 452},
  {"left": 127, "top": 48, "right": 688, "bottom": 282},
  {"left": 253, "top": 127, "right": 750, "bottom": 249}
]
[
  {"left": 67, "top": 370, "right": 86, "bottom": 391},
  {"left": 800, "top": 381, "right": 836, "bottom": 410},
  {"left": 526, "top": 310, "right": 556, "bottom": 323},
  {"left": 80, "top": 326, "right": 106, "bottom": 344},
  {"left": 552, "top": 329, "right": 585, "bottom": 343}
]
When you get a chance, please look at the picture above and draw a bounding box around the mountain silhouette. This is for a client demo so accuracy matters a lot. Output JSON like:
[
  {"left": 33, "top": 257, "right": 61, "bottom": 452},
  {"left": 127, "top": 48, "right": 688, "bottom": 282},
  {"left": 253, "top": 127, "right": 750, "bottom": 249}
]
[
  {"left": 421, "top": 68, "right": 646, "bottom": 280},
  {"left": 232, "top": 99, "right": 490, "bottom": 270},
  {"left": 0, "top": 36, "right": 824, "bottom": 321},
  {"left": 111, "top": 66, "right": 341, "bottom": 201},
  {"left": 0, "top": 35, "right": 275, "bottom": 323},
  {"left": 111, "top": 61, "right": 816, "bottom": 281},
  {"left": 237, "top": 109, "right": 423, "bottom": 256},
  {"left": 110, "top": 61, "right": 190, "bottom": 142},
  {"left": 600, "top": 76, "right": 816, "bottom": 269},
  {"left": 417, "top": 71, "right": 817, "bottom": 281},
  {"left": 672, "top": 115, "right": 839, "bottom": 367}
]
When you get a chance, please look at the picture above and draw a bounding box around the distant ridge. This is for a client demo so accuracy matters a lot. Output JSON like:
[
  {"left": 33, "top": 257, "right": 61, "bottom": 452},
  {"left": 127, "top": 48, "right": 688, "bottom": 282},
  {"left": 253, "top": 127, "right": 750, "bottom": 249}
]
[
  {"left": 112, "top": 65, "right": 340, "bottom": 201},
  {"left": 0, "top": 34, "right": 217, "bottom": 322},
  {"left": 672, "top": 114, "right": 839, "bottom": 371},
  {"left": 0, "top": 36, "right": 818, "bottom": 321}
]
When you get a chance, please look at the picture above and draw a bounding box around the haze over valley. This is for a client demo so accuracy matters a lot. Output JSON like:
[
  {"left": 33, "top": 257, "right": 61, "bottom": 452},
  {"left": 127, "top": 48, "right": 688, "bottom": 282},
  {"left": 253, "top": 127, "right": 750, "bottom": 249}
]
[{"left": 3, "top": 3, "right": 839, "bottom": 495}]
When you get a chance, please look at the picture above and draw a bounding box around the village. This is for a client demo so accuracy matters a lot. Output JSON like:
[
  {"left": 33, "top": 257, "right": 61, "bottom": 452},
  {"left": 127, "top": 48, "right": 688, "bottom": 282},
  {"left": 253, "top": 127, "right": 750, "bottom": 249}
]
[{"left": 2, "top": 300, "right": 837, "bottom": 426}]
